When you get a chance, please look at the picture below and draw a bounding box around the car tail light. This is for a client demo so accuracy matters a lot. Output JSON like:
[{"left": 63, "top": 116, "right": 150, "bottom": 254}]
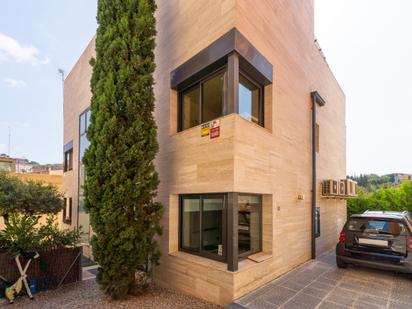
[
  {"left": 407, "top": 236, "right": 412, "bottom": 250},
  {"left": 339, "top": 231, "right": 346, "bottom": 242}
]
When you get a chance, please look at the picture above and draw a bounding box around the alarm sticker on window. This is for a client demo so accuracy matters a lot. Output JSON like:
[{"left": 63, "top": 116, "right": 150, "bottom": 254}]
[
  {"left": 201, "top": 123, "right": 210, "bottom": 137},
  {"left": 210, "top": 127, "right": 220, "bottom": 139}
]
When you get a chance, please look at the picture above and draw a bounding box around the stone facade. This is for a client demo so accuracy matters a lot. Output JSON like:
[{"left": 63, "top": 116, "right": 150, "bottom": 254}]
[{"left": 63, "top": 1, "right": 346, "bottom": 306}]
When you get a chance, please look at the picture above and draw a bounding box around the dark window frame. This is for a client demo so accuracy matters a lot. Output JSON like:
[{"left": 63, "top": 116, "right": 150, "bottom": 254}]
[
  {"left": 77, "top": 106, "right": 91, "bottom": 241},
  {"left": 179, "top": 193, "right": 228, "bottom": 262},
  {"left": 238, "top": 70, "right": 264, "bottom": 127},
  {"left": 315, "top": 207, "right": 320, "bottom": 238},
  {"left": 237, "top": 193, "right": 263, "bottom": 258},
  {"left": 63, "top": 148, "right": 73, "bottom": 172},
  {"left": 178, "top": 67, "right": 227, "bottom": 132},
  {"left": 177, "top": 65, "right": 266, "bottom": 132},
  {"left": 63, "top": 197, "right": 72, "bottom": 224}
]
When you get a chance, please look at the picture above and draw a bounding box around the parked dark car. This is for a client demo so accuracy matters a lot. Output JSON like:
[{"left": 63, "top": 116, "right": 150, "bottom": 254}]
[{"left": 336, "top": 211, "right": 412, "bottom": 273}]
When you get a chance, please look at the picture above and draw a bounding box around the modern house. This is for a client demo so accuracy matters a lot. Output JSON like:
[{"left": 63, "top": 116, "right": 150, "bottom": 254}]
[{"left": 63, "top": 0, "right": 348, "bottom": 306}]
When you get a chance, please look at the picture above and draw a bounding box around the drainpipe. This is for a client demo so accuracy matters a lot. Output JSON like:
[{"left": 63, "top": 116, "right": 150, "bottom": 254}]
[{"left": 311, "top": 91, "right": 325, "bottom": 259}]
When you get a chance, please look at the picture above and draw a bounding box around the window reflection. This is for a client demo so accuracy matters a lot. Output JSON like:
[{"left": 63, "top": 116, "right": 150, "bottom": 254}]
[
  {"left": 238, "top": 195, "right": 261, "bottom": 256},
  {"left": 202, "top": 71, "right": 225, "bottom": 123},
  {"left": 239, "top": 74, "right": 261, "bottom": 125}
]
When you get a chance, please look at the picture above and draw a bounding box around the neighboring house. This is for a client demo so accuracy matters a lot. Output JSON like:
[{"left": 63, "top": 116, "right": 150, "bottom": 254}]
[
  {"left": 0, "top": 156, "right": 15, "bottom": 172},
  {"left": 393, "top": 173, "right": 412, "bottom": 184},
  {"left": 14, "top": 158, "right": 33, "bottom": 173},
  {"left": 63, "top": 1, "right": 347, "bottom": 306}
]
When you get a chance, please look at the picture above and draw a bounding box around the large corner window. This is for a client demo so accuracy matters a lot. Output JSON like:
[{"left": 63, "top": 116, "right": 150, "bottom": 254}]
[
  {"left": 179, "top": 193, "right": 263, "bottom": 264},
  {"left": 172, "top": 29, "right": 272, "bottom": 133},
  {"left": 178, "top": 65, "right": 265, "bottom": 131},
  {"left": 238, "top": 194, "right": 262, "bottom": 256},
  {"left": 180, "top": 70, "right": 226, "bottom": 131},
  {"left": 180, "top": 194, "right": 226, "bottom": 261},
  {"left": 239, "top": 73, "right": 263, "bottom": 126}
]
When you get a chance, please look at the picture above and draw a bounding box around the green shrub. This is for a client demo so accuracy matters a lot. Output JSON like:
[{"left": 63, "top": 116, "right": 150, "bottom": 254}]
[
  {"left": 347, "top": 181, "right": 412, "bottom": 217},
  {"left": 0, "top": 172, "right": 64, "bottom": 220},
  {"left": 0, "top": 172, "right": 80, "bottom": 254},
  {"left": 0, "top": 214, "right": 82, "bottom": 255},
  {"left": 0, "top": 214, "right": 40, "bottom": 255}
]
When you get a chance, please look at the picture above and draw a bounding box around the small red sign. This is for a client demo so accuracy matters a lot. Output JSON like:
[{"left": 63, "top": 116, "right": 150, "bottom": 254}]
[{"left": 210, "top": 127, "right": 220, "bottom": 139}]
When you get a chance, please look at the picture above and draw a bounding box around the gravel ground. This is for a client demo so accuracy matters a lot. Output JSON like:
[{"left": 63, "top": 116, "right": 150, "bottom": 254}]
[{"left": 1, "top": 279, "right": 221, "bottom": 309}]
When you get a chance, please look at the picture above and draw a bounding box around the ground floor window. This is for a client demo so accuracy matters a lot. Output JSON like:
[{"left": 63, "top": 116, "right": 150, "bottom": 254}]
[
  {"left": 180, "top": 194, "right": 226, "bottom": 261},
  {"left": 238, "top": 194, "right": 262, "bottom": 256},
  {"left": 179, "top": 193, "right": 262, "bottom": 263}
]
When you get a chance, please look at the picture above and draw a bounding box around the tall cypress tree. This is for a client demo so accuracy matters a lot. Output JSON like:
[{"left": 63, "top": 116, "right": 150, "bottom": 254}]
[{"left": 84, "top": 0, "right": 162, "bottom": 298}]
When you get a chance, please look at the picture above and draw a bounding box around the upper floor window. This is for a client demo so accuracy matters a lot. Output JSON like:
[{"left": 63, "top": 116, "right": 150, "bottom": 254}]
[
  {"left": 180, "top": 69, "right": 226, "bottom": 131},
  {"left": 178, "top": 65, "right": 265, "bottom": 132},
  {"left": 80, "top": 108, "right": 91, "bottom": 136},
  {"left": 64, "top": 148, "right": 73, "bottom": 172},
  {"left": 239, "top": 73, "right": 263, "bottom": 126}
]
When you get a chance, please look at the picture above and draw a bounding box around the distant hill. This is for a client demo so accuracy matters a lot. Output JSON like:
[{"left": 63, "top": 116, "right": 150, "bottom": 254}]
[{"left": 348, "top": 173, "right": 412, "bottom": 192}]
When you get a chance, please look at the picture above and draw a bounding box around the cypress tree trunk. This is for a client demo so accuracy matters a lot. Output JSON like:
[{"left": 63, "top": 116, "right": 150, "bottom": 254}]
[{"left": 84, "top": 0, "right": 163, "bottom": 299}]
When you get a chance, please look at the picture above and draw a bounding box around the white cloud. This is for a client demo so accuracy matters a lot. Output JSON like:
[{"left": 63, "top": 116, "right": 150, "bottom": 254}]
[
  {"left": 3, "top": 77, "right": 27, "bottom": 88},
  {"left": 0, "top": 32, "right": 49, "bottom": 65}
]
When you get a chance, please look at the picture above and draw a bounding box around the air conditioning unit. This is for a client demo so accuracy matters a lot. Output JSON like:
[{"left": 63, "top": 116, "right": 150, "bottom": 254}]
[
  {"left": 341, "top": 179, "right": 358, "bottom": 197},
  {"left": 339, "top": 180, "right": 346, "bottom": 196},
  {"left": 322, "top": 179, "right": 338, "bottom": 196}
]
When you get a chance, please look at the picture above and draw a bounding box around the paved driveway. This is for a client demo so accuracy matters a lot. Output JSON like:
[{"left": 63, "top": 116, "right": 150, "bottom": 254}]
[{"left": 230, "top": 252, "right": 412, "bottom": 309}]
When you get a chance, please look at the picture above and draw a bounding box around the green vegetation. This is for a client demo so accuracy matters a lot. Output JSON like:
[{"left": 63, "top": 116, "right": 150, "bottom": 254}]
[
  {"left": 348, "top": 173, "right": 410, "bottom": 192},
  {"left": 347, "top": 180, "right": 412, "bottom": 217},
  {"left": 0, "top": 214, "right": 81, "bottom": 255},
  {"left": 0, "top": 172, "right": 81, "bottom": 254},
  {"left": 84, "top": 0, "right": 163, "bottom": 299}
]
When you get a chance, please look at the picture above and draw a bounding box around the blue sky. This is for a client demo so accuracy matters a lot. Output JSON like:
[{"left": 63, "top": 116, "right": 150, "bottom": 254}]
[
  {"left": 0, "top": 0, "right": 97, "bottom": 164},
  {"left": 1, "top": 1, "right": 411, "bottom": 175}
]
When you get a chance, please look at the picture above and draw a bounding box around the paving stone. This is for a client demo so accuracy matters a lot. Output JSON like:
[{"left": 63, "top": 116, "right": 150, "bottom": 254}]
[
  {"left": 279, "top": 280, "right": 307, "bottom": 292},
  {"left": 388, "top": 301, "right": 412, "bottom": 309},
  {"left": 308, "top": 280, "right": 335, "bottom": 292},
  {"left": 231, "top": 251, "right": 412, "bottom": 309},
  {"left": 287, "top": 292, "right": 322, "bottom": 307},
  {"left": 259, "top": 286, "right": 296, "bottom": 305},
  {"left": 316, "top": 300, "right": 350, "bottom": 309},
  {"left": 246, "top": 299, "right": 278, "bottom": 309},
  {"left": 357, "top": 294, "right": 388, "bottom": 306},
  {"left": 353, "top": 300, "right": 386, "bottom": 309}
]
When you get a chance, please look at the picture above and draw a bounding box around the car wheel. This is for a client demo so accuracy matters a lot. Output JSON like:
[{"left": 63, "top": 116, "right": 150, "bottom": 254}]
[{"left": 336, "top": 257, "right": 348, "bottom": 269}]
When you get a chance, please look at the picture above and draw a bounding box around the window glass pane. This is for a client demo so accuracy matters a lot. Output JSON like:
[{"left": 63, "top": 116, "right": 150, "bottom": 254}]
[
  {"left": 78, "top": 196, "right": 90, "bottom": 242},
  {"left": 182, "top": 197, "right": 201, "bottom": 250},
  {"left": 238, "top": 195, "right": 261, "bottom": 255},
  {"left": 80, "top": 113, "right": 86, "bottom": 135},
  {"left": 182, "top": 86, "right": 200, "bottom": 130},
  {"left": 239, "top": 75, "right": 260, "bottom": 125},
  {"left": 86, "top": 110, "right": 91, "bottom": 130},
  {"left": 202, "top": 71, "right": 225, "bottom": 123},
  {"left": 80, "top": 134, "right": 90, "bottom": 161},
  {"left": 348, "top": 219, "right": 408, "bottom": 236},
  {"left": 202, "top": 197, "right": 224, "bottom": 255}
]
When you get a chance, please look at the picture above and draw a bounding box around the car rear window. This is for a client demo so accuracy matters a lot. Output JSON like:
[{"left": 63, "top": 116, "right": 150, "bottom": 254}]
[{"left": 347, "top": 218, "right": 409, "bottom": 236}]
